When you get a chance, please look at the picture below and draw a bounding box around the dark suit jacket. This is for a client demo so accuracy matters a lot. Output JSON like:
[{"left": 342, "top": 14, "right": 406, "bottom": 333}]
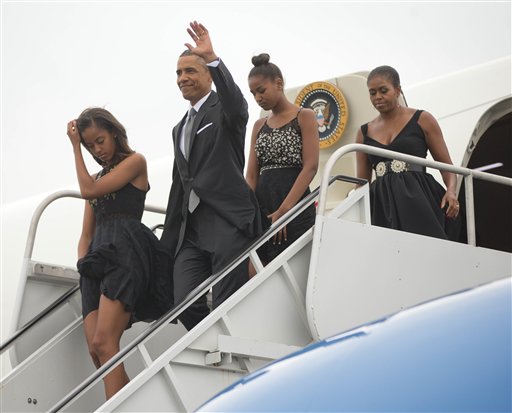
[{"left": 160, "top": 59, "right": 262, "bottom": 258}]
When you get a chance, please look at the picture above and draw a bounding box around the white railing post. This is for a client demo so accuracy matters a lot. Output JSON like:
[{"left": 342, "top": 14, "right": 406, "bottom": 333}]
[
  {"left": 464, "top": 175, "right": 476, "bottom": 246},
  {"left": 316, "top": 143, "right": 512, "bottom": 250}
]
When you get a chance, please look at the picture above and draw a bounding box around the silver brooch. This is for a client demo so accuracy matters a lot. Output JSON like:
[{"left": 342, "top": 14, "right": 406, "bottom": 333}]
[
  {"left": 375, "top": 162, "right": 387, "bottom": 177},
  {"left": 391, "top": 160, "right": 407, "bottom": 173}
]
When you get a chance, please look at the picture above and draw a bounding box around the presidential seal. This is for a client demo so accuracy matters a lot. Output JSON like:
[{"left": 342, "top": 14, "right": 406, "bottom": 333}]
[{"left": 294, "top": 81, "right": 349, "bottom": 149}]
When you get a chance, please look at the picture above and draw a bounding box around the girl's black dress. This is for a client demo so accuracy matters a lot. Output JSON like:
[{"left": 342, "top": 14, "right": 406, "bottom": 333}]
[
  {"left": 361, "top": 109, "right": 457, "bottom": 240},
  {"left": 78, "top": 166, "right": 173, "bottom": 326},
  {"left": 255, "top": 112, "right": 316, "bottom": 262}
]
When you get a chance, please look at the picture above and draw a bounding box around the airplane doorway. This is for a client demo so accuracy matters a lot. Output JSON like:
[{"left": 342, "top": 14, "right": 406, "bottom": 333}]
[{"left": 459, "top": 106, "right": 511, "bottom": 252}]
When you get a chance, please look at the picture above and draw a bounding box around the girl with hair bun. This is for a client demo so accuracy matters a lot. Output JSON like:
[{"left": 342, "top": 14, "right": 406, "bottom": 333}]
[{"left": 246, "top": 54, "right": 319, "bottom": 270}]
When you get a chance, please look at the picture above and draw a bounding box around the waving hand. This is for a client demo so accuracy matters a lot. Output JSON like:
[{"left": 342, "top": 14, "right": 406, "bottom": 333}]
[{"left": 184, "top": 21, "right": 218, "bottom": 63}]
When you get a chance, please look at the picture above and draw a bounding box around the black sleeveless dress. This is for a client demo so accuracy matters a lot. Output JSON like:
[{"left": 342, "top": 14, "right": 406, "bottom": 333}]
[
  {"left": 361, "top": 109, "right": 455, "bottom": 240},
  {"left": 78, "top": 166, "right": 173, "bottom": 326},
  {"left": 255, "top": 113, "right": 316, "bottom": 262}
]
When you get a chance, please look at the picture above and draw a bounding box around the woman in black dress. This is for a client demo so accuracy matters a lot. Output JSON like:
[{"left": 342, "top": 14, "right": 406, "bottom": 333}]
[
  {"left": 246, "top": 54, "right": 319, "bottom": 270},
  {"left": 66, "top": 108, "right": 172, "bottom": 399},
  {"left": 356, "top": 66, "right": 460, "bottom": 239}
]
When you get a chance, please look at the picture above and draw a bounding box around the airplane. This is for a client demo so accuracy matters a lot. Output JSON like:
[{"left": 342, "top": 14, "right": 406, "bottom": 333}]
[{"left": 0, "top": 55, "right": 510, "bottom": 411}]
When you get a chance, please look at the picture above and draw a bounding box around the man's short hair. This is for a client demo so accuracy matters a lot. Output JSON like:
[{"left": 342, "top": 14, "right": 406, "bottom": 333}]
[{"left": 179, "top": 49, "right": 207, "bottom": 67}]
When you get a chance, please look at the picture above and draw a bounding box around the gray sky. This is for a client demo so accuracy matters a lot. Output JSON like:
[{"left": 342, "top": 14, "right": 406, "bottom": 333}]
[{"left": 1, "top": 1, "right": 511, "bottom": 205}]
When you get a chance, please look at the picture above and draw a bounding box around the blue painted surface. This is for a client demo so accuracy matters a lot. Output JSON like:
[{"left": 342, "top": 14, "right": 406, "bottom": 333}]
[{"left": 197, "top": 278, "right": 512, "bottom": 412}]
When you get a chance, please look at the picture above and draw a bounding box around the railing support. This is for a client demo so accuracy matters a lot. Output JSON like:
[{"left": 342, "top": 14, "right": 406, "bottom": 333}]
[
  {"left": 6, "top": 190, "right": 166, "bottom": 352},
  {"left": 318, "top": 143, "right": 512, "bottom": 249},
  {"left": 464, "top": 175, "right": 476, "bottom": 246}
]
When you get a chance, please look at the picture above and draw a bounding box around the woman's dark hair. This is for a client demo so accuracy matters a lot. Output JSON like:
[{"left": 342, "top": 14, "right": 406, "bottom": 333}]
[
  {"left": 367, "top": 65, "right": 408, "bottom": 106},
  {"left": 248, "top": 53, "right": 283, "bottom": 82},
  {"left": 367, "top": 65, "right": 401, "bottom": 88},
  {"left": 76, "top": 107, "right": 134, "bottom": 166}
]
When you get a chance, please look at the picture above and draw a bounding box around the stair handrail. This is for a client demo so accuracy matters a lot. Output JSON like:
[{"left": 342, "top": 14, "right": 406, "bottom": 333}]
[
  {"left": 21, "top": 190, "right": 166, "bottom": 262},
  {"left": 48, "top": 174, "right": 362, "bottom": 413},
  {"left": 318, "top": 143, "right": 512, "bottom": 246},
  {"left": 0, "top": 284, "right": 79, "bottom": 353},
  {"left": 4, "top": 190, "right": 167, "bottom": 354}
]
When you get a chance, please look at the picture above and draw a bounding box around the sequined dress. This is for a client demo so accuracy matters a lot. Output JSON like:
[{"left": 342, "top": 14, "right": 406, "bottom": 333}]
[
  {"left": 78, "top": 166, "right": 173, "bottom": 325},
  {"left": 255, "top": 113, "right": 316, "bottom": 262}
]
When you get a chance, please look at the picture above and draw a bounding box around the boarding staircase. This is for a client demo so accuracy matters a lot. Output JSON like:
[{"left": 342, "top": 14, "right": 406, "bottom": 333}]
[{"left": 1, "top": 144, "right": 511, "bottom": 412}]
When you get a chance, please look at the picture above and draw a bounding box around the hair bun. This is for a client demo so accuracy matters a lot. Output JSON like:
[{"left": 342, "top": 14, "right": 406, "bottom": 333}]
[{"left": 251, "top": 53, "right": 270, "bottom": 67}]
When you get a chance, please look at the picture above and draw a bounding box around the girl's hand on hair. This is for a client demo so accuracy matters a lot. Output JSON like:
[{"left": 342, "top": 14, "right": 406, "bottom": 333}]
[{"left": 67, "top": 120, "right": 81, "bottom": 147}]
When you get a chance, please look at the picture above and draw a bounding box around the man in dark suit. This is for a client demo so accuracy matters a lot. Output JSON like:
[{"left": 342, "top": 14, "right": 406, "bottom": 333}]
[{"left": 160, "top": 21, "right": 262, "bottom": 330}]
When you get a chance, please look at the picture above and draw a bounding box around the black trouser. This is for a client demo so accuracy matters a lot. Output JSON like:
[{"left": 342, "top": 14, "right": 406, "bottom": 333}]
[{"left": 173, "top": 203, "right": 250, "bottom": 330}]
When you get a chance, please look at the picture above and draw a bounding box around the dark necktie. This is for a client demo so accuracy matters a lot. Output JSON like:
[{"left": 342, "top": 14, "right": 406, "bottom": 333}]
[
  {"left": 184, "top": 108, "right": 196, "bottom": 160},
  {"left": 183, "top": 108, "right": 200, "bottom": 212}
]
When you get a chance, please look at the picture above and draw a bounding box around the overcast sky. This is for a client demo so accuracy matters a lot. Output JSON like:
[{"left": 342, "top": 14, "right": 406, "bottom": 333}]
[{"left": 1, "top": 0, "right": 511, "bottom": 205}]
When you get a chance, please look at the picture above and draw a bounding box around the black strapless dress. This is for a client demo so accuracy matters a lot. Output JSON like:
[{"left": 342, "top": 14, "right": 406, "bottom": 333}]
[
  {"left": 362, "top": 110, "right": 459, "bottom": 240},
  {"left": 78, "top": 166, "right": 173, "bottom": 326}
]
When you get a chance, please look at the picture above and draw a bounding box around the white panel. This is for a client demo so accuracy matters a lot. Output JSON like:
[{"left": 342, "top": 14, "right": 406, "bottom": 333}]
[
  {"left": 1, "top": 324, "right": 101, "bottom": 412},
  {"left": 226, "top": 267, "right": 310, "bottom": 345},
  {"left": 171, "top": 363, "right": 245, "bottom": 411},
  {"left": 307, "top": 218, "right": 512, "bottom": 340},
  {"left": 109, "top": 370, "right": 187, "bottom": 413}
]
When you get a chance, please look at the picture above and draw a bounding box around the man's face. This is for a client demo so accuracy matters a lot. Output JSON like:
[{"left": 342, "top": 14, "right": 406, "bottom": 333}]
[{"left": 176, "top": 55, "right": 212, "bottom": 105}]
